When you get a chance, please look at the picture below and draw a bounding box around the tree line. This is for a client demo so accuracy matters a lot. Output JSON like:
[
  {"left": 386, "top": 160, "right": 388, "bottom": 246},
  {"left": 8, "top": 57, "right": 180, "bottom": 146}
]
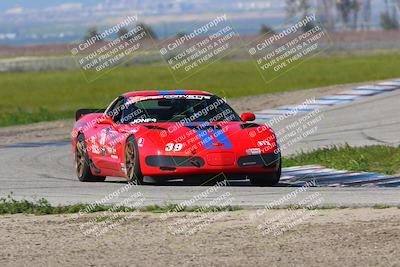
[
  {"left": 84, "top": 23, "right": 157, "bottom": 42},
  {"left": 284, "top": 0, "right": 399, "bottom": 31}
]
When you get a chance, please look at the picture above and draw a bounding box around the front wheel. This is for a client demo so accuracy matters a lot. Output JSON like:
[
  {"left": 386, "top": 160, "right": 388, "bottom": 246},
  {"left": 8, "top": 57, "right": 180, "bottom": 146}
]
[
  {"left": 250, "top": 163, "right": 281, "bottom": 187},
  {"left": 125, "top": 136, "right": 144, "bottom": 184}
]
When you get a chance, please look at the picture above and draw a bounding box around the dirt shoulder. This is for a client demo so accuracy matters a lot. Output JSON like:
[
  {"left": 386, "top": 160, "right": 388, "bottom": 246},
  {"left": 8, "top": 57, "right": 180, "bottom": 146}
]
[
  {"left": 0, "top": 208, "right": 399, "bottom": 267},
  {"left": 0, "top": 80, "right": 388, "bottom": 146}
]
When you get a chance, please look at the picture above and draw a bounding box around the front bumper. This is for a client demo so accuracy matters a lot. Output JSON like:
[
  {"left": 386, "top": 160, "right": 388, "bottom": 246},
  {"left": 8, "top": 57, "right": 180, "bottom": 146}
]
[{"left": 142, "top": 152, "right": 280, "bottom": 176}]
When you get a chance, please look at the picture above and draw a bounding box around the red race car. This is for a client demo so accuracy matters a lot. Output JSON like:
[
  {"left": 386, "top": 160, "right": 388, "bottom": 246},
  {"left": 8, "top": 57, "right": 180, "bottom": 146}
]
[{"left": 72, "top": 90, "right": 281, "bottom": 186}]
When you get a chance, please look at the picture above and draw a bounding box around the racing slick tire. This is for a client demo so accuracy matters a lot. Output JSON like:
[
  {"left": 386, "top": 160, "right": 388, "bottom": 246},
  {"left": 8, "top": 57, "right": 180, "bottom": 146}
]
[
  {"left": 249, "top": 162, "right": 282, "bottom": 186},
  {"left": 125, "top": 136, "right": 144, "bottom": 185},
  {"left": 75, "top": 134, "right": 106, "bottom": 182}
]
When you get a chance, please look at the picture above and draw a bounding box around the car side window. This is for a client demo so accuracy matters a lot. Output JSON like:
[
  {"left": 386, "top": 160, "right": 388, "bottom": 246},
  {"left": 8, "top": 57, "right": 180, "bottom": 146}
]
[{"left": 107, "top": 97, "right": 125, "bottom": 123}]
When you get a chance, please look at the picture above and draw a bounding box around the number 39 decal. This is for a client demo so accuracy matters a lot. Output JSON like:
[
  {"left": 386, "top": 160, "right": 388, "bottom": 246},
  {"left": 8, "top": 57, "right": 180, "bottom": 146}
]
[{"left": 165, "top": 143, "right": 183, "bottom": 152}]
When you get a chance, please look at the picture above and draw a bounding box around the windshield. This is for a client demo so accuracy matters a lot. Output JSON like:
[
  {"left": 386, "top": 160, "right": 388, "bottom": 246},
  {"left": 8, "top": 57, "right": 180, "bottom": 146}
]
[{"left": 120, "top": 95, "right": 241, "bottom": 124}]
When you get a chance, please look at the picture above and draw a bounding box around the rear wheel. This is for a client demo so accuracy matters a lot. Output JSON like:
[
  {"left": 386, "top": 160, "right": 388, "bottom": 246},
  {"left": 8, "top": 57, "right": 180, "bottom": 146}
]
[
  {"left": 250, "top": 162, "right": 281, "bottom": 186},
  {"left": 75, "top": 134, "right": 106, "bottom": 182},
  {"left": 125, "top": 136, "right": 143, "bottom": 184}
]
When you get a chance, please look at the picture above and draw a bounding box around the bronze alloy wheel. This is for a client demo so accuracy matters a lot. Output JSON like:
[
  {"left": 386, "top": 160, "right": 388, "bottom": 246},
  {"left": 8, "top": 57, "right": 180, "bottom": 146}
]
[
  {"left": 75, "top": 133, "right": 106, "bottom": 182},
  {"left": 125, "top": 141, "right": 136, "bottom": 179},
  {"left": 76, "top": 141, "right": 86, "bottom": 177},
  {"left": 125, "top": 136, "right": 143, "bottom": 184}
]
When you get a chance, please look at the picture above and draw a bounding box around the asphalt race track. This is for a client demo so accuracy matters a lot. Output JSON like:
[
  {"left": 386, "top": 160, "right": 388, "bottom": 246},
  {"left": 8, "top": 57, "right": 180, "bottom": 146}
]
[{"left": 1, "top": 83, "right": 400, "bottom": 207}]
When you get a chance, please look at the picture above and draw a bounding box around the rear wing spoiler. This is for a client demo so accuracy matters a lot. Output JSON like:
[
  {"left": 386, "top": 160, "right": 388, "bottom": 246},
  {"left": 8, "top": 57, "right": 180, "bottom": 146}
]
[{"left": 75, "top": 109, "right": 106, "bottom": 121}]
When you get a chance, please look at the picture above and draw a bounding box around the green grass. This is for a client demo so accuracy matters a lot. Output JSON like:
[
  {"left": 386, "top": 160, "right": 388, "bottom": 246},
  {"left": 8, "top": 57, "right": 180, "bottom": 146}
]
[
  {"left": 1, "top": 53, "right": 400, "bottom": 126},
  {"left": 372, "top": 204, "right": 391, "bottom": 209},
  {"left": 0, "top": 195, "right": 241, "bottom": 215},
  {"left": 0, "top": 195, "right": 134, "bottom": 215},
  {"left": 2, "top": 196, "right": 398, "bottom": 215},
  {"left": 283, "top": 145, "right": 400, "bottom": 175},
  {"left": 269, "top": 204, "right": 349, "bottom": 210}
]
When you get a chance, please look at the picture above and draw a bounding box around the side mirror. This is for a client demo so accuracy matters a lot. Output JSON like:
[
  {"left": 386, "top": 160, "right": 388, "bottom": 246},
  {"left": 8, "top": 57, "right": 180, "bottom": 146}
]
[
  {"left": 241, "top": 112, "right": 256, "bottom": 122},
  {"left": 98, "top": 116, "right": 115, "bottom": 125}
]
